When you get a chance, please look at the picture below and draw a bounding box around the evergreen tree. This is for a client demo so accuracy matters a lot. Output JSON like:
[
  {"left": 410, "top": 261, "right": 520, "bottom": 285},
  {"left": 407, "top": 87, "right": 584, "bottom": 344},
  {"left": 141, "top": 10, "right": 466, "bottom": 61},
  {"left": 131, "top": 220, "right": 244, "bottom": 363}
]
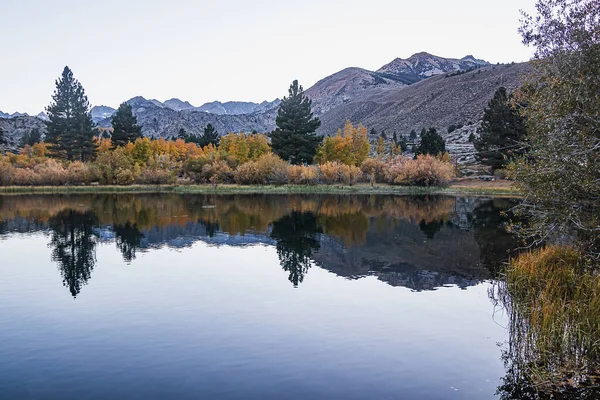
[
  {"left": 20, "top": 128, "right": 42, "bottom": 147},
  {"left": 398, "top": 137, "right": 408, "bottom": 152},
  {"left": 111, "top": 102, "right": 142, "bottom": 147},
  {"left": 474, "top": 87, "right": 526, "bottom": 171},
  {"left": 393, "top": 131, "right": 398, "bottom": 145},
  {"left": 409, "top": 130, "right": 417, "bottom": 140},
  {"left": 416, "top": 127, "right": 446, "bottom": 156},
  {"left": 45, "top": 66, "right": 96, "bottom": 161},
  {"left": 178, "top": 127, "right": 187, "bottom": 140},
  {"left": 270, "top": 80, "right": 321, "bottom": 164},
  {"left": 200, "top": 123, "right": 220, "bottom": 147},
  {"left": 0, "top": 127, "right": 5, "bottom": 145}
]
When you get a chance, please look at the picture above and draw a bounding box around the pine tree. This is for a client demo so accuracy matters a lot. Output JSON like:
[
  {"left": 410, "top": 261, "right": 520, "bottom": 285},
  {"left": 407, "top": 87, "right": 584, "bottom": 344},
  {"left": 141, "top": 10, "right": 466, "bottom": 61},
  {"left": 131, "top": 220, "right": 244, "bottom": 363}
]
[
  {"left": 0, "top": 126, "right": 5, "bottom": 145},
  {"left": 45, "top": 66, "right": 96, "bottom": 161},
  {"left": 474, "top": 87, "right": 526, "bottom": 171},
  {"left": 20, "top": 128, "right": 42, "bottom": 147},
  {"left": 416, "top": 127, "right": 446, "bottom": 156},
  {"left": 393, "top": 131, "right": 398, "bottom": 145},
  {"left": 270, "top": 80, "right": 321, "bottom": 165},
  {"left": 409, "top": 130, "right": 417, "bottom": 140},
  {"left": 111, "top": 102, "right": 142, "bottom": 147},
  {"left": 200, "top": 124, "right": 220, "bottom": 147}
]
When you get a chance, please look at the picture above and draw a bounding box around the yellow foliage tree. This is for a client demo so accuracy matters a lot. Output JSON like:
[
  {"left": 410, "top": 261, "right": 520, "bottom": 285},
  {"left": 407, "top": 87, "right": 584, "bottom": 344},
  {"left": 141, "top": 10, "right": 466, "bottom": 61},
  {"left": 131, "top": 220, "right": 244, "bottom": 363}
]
[
  {"left": 315, "top": 121, "right": 370, "bottom": 166},
  {"left": 218, "top": 133, "right": 270, "bottom": 164}
]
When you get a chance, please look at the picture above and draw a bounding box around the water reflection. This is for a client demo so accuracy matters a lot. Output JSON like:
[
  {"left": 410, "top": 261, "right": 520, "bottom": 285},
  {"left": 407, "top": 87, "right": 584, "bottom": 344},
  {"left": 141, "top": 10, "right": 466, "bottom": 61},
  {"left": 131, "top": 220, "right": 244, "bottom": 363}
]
[
  {"left": 0, "top": 193, "right": 520, "bottom": 296},
  {"left": 48, "top": 209, "right": 98, "bottom": 297},
  {"left": 270, "top": 211, "right": 323, "bottom": 287}
]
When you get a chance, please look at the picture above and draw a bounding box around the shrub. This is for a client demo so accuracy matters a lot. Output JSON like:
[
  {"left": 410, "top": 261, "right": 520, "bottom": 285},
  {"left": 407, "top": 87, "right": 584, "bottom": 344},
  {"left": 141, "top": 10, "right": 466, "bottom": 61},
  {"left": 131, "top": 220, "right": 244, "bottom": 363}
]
[
  {"left": 319, "top": 162, "right": 341, "bottom": 184},
  {"left": 255, "top": 153, "right": 288, "bottom": 184},
  {"left": 288, "top": 165, "right": 319, "bottom": 185},
  {"left": 135, "top": 167, "right": 177, "bottom": 184},
  {"left": 32, "top": 160, "right": 68, "bottom": 185},
  {"left": 360, "top": 158, "right": 386, "bottom": 184},
  {"left": 66, "top": 161, "right": 92, "bottom": 185},
  {"left": 234, "top": 161, "right": 264, "bottom": 185},
  {"left": 338, "top": 164, "right": 362, "bottom": 186},
  {"left": 385, "top": 155, "right": 455, "bottom": 187},
  {"left": 93, "top": 148, "right": 138, "bottom": 185},
  {"left": 202, "top": 160, "right": 233, "bottom": 184}
]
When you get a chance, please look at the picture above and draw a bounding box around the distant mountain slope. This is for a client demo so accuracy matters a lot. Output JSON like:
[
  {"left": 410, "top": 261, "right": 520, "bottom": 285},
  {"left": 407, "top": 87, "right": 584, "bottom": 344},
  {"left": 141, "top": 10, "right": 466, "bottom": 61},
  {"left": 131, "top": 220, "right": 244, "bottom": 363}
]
[
  {"left": 317, "top": 63, "right": 528, "bottom": 135},
  {"left": 196, "top": 100, "right": 281, "bottom": 115},
  {"left": 96, "top": 97, "right": 277, "bottom": 137},
  {"left": 305, "top": 68, "right": 409, "bottom": 115},
  {"left": 90, "top": 105, "right": 116, "bottom": 123},
  {"left": 0, "top": 116, "right": 47, "bottom": 149},
  {"left": 305, "top": 53, "right": 490, "bottom": 116},
  {"left": 163, "top": 98, "right": 195, "bottom": 111},
  {"left": 377, "top": 52, "right": 489, "bottom": 81},
  {"left": 317, "top": 62, "right": 530, "bottom": 162}
]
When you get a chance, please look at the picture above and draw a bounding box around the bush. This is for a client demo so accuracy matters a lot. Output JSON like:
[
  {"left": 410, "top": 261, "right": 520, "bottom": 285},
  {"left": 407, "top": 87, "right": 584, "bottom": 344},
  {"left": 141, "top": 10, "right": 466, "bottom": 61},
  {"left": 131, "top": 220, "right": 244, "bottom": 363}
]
[
  {"left": 319, "top": 162, "right": 341, "bottom": 184},
  {"left": 66, "top": 161, "right": 92, "bottom": 185},
  {"left": 135, "top": 167, "right": 177, "bottom": 184},
  {"left": 360, "top": 158, "right": 386, "bottom": 184},
  {"left": 288, "top": 165, "right": 319, "bottom": 185},
  {"left": 234, "top": 161, "right": 264, "bottom": 185},
  {"left": 385, "top": 155, "right": 455, "bottom": 187},
  {"left": 32, "top": 160, "right": 68, "bottom": 185},
  {"left": 233, "top": 153, "right": 289, "bottom": 185},
  {"left": 255, "top": 153, "right": 289, "bottom": 184},
  {"left": 93, "top": 148, "right": 138, "bottom": 185},
  {"left": 202, "top": 160, "right": 233, "bottom": 184},
  {"left": 338, "top": 164, "right": 362, "bottom": 186}
]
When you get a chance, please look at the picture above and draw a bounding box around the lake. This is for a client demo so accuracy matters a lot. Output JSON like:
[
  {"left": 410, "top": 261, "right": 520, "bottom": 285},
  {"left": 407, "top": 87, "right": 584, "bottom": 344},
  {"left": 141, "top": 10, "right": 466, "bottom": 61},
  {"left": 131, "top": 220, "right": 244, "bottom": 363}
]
[{"left": 0, "top": 193, "right": 523, "bottom": 399}]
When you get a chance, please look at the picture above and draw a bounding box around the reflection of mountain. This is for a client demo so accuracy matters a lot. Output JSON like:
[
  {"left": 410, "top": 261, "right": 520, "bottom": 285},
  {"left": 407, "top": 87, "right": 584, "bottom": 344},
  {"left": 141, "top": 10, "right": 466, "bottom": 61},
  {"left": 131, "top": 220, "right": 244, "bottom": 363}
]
[{"left": 0, "top": 194, "right": 520, "bottom": 294}]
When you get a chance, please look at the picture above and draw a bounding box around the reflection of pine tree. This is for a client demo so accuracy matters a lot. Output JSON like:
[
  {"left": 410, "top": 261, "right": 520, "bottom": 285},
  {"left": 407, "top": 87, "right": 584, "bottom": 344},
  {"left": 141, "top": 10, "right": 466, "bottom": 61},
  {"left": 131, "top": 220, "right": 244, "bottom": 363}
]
[
  {"left": 270, "top": 211, "right": 322, "bottom": 287},
  {"left": 114, "top": 222, "right": 145, "bottom": 262},
  {"left": 49, "top": 210, "right": 99, "bottom": 298}
]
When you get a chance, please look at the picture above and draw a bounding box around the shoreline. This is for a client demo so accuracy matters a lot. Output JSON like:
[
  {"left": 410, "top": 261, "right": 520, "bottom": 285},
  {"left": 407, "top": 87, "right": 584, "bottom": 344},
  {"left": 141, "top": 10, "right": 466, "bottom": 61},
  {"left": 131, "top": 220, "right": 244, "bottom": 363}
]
[{"left": 0, "top": 181, "right": 521, "bottom": 197}]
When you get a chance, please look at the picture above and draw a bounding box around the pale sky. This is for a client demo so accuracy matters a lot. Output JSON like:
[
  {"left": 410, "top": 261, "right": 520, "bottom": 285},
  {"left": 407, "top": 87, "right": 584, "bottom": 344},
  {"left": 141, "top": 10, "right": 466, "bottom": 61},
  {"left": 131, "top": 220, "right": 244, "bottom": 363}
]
[{"left": 0, "top": 0, "right": 536, "bottom": 114}]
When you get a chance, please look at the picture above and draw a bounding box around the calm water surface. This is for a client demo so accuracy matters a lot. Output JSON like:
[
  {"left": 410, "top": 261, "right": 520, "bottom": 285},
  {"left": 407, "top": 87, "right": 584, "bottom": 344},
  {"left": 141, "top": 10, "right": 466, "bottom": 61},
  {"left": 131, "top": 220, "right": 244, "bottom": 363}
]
[{"left": 0, "top": 194, "right": 521, "bottom": 399}]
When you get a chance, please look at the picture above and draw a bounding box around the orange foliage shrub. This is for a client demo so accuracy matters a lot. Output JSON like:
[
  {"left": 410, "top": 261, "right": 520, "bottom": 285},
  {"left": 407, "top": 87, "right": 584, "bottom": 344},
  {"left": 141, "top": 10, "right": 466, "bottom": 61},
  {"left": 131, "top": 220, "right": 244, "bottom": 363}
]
[
  {"left": 338, "top": 164, "right": 362, "bottom": 186},
  {"left": 360, "top": 158, "right": 386, "bottom": 184},
  {"left": 288, "top": 165, "right": 319, "bottom": 185},
  {"left": 385, "top": 155, "right": 455, "bottom": 187},
  {"left": 319, "top": 162, "right": 341, "bottom": 184}
]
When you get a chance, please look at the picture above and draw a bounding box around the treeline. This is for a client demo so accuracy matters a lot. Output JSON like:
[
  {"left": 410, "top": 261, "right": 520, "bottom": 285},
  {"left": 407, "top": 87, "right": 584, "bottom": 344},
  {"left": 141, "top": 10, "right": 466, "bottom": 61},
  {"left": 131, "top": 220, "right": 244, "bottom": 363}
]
[{"left": 0, "top": 71, "right": 456, "bottom": 187}]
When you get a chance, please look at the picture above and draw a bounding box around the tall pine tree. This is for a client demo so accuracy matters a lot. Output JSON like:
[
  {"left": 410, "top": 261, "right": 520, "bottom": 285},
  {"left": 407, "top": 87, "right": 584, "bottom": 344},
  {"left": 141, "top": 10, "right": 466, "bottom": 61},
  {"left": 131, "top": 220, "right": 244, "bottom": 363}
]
[
  {"left": 0, "top": 126, "right": 5, "bottom": 146},
  {"left": 270, "top": 80, "right": 321, "bottom": 165},
  {"left": 111, "top": 102, "right": 142, "bottom": 147},
  {"left": 45, "top": 66, "right": 96, "bottom": 161},
  {"left": 416, "top": 127, "right": 446, "bottom": 156},
  {"left": 474, "top": 87, "right": 526, "bottom": 171},
  {"left": 200, "top": 123, "right": 220, "bottom": 147}
]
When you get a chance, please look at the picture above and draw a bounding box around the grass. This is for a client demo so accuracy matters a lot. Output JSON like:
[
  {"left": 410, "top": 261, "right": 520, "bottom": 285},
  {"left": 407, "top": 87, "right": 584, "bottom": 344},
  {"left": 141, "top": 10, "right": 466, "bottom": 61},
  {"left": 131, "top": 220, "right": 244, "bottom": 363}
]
[
  {"left": 0, "top": 180, "right": 521, "bottom": 196},
  {"left": 494, "top": 246, "right": 600, "bottom": 393}
]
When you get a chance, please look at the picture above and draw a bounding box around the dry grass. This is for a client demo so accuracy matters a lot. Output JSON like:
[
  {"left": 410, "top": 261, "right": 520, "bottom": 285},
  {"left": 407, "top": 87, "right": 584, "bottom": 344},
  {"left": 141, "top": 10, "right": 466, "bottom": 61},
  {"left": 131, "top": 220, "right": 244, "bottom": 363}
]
[{"left": 495, "top": 246, "right": 600, "bottom": 392}]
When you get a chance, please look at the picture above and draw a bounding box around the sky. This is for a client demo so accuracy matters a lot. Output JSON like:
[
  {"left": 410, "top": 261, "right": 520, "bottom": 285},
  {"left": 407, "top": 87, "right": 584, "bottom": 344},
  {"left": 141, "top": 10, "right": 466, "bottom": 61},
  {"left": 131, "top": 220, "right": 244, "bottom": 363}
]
[{"left": 0, "top": 0, "right": 537, "bottom": 114}]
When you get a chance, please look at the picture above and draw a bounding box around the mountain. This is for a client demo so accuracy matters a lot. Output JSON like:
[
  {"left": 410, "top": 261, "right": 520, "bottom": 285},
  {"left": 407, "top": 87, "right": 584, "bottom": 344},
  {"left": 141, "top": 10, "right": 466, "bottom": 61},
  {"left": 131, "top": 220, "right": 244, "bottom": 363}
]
[
  {"left": 0, "top": 115, "right": 47, "bottom": 149},
  {"left": 304, "top": 53, "right": 490, "bottom": 116},
  {"left": 163, "top": 98, "right": 195, "bottom": 111},
  {"left": 377, "top": 52, "right": 490, "bottom": 82},
  {"left": 90, "top": 105, "right": 116, "bottom": 123},
  {"left": 95, "top": 96, "right": 277, "bottom": 138},
  {"left": 316, "top": 62, "right": 530, "bottom": 162},
  {"left": 305, "top": 68, "right": 409, "bottom": 115},
  {"left": 196, "top": 100, "right": 281, "bottom": 115}
]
